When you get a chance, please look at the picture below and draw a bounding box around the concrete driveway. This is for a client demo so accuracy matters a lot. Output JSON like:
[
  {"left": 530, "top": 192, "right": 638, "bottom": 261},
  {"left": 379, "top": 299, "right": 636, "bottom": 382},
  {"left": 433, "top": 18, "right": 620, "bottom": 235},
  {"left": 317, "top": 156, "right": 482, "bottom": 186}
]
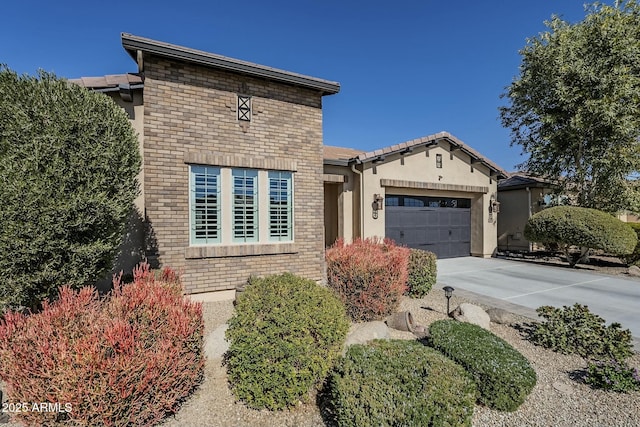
[{"left": 436, "top": 257, "right": 640, "bottom": 347}]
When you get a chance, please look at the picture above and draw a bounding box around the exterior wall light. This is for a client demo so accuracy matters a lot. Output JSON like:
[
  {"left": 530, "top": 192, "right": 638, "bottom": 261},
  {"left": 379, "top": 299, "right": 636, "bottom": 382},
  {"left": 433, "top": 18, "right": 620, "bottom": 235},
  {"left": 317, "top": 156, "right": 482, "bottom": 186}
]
[
  {"left": 443, "top": 285, "right": 454, "bottom": 316},
  {"left": 372, "top": 194, "right": 384, "bottom": 219}
]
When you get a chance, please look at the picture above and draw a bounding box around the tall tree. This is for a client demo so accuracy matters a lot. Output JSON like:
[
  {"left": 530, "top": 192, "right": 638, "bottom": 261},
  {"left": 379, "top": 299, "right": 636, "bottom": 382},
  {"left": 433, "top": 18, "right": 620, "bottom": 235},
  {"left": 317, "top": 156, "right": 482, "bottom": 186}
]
[
  {"left": 500, "top": 0, "right": 640, "bottom": 213},
  {"left": 0, "top": 66, "right": 141, "bottom": 312}
]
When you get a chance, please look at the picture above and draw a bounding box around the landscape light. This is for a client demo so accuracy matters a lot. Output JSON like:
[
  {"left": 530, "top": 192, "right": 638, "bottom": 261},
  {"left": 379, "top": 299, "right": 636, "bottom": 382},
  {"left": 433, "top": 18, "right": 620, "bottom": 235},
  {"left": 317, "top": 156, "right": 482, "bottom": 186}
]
[{"left": 442, "top": 285, "right": 454, "bottom": 317}]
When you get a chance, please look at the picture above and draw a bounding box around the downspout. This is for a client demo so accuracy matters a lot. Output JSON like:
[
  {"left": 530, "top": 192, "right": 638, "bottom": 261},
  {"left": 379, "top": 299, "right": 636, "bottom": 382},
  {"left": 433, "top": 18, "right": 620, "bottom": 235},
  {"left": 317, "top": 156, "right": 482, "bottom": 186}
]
[
  {"left": 351, "top": 162, "right": 364, "bottom": 238},
  {"left": 526, "top": 187, "right": 532, "bottom": 251}
]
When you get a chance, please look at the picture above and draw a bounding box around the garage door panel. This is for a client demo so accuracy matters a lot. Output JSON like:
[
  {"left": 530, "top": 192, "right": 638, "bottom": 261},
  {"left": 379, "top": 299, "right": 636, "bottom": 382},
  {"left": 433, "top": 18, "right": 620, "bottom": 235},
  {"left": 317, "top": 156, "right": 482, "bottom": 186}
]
[{"left": 385, "top": 199, "right": 471, "bottom": 259}]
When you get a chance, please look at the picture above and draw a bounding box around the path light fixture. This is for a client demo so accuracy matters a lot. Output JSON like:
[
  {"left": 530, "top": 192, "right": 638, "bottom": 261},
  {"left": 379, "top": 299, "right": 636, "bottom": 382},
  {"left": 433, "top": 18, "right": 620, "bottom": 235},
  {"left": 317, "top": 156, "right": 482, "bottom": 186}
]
[{"left": 442, "top": 285, "right": 454, "bottom": 317}]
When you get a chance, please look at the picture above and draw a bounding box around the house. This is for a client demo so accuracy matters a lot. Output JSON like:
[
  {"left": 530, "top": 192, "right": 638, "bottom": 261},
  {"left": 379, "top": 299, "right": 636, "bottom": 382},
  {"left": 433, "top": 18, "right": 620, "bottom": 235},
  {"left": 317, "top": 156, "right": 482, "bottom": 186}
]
[
  {"left": 323, "top": 133, "right": 509, "bottom": 258},
  {"left": 496, "top": 172, "right": 557, "bottom": 251},
  {"left": 73, "top": 34, "right": 510, "bottom": 298},
  {"left": 72, "top": 33, "right": 340, "bottom": 299},
  {"left": 498, "top": 172, "right": 639, "bottom": 252}
]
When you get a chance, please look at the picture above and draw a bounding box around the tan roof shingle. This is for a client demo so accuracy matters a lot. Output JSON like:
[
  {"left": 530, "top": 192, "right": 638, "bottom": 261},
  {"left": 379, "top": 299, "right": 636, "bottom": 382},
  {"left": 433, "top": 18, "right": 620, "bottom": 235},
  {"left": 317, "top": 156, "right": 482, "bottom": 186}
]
[{"left": 68, "top": 73, "right": 143, "bottom": 89}]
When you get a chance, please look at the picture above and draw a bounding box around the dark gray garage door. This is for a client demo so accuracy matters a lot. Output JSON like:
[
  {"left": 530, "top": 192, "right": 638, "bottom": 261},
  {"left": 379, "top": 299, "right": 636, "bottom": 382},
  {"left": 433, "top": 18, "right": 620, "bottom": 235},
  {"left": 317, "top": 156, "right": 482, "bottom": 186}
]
[{"left": 385, "top": 195, "right": 471, "bottom": 259}]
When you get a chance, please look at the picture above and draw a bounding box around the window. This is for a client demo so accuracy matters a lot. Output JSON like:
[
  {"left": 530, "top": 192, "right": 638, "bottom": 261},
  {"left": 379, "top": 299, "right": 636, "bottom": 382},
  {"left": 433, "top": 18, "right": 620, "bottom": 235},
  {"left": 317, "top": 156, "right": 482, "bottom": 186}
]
[
  {"left": 404, "top": 197, "right": 425, "bottom": 207},
  {"left": 436, "top": 153, "right": 443, "bottom": 168},
  {"left": 189, "top": 165, "right": 294, "bottom": 246},
  {"left": 238, "top": 95, "right": 251, "bottom": 121},
  {"left": 385, "top": 195, "right": 470, "bottom": 209},
  {"left": 190, "top": 166, "right": 221, "bottom": 244},
  {"left": 385, "top": 196, "right": 400, "bottom": 207},
  {"left": 233, "top": 169, "right": 258, "bottom": 242},
  {"left": 269, "top": 171, "right": 293, "bottom": 241}
]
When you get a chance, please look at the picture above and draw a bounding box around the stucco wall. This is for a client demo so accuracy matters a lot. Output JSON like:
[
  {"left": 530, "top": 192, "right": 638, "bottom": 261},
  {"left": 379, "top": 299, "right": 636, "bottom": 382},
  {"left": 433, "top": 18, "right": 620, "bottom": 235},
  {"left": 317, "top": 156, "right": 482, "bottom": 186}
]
[
  {"left": 98, "top": 89, "right": 146, "bottom": 290},
  {"left": 335, "top": 140, "right": 499, "bottom": 257},
  {"left": 497, "top": 187, "right": 547, "bottom": 251}
]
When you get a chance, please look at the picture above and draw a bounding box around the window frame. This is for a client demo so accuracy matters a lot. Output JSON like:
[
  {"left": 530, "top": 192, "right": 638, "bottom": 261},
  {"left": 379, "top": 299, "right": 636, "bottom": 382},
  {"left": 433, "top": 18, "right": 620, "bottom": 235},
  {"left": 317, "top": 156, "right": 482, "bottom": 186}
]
[
  {"left": 188, "top": 164, "right": 294, "bottom": 247},
  {"left": 189, "top": 165, "right": 221, "bottom": 245},
  {"left": 268, "top": 171, "right": 293, "bottom": 242},
  {"left": 232, "top": 168, "right": 259, "bottom": 243}
]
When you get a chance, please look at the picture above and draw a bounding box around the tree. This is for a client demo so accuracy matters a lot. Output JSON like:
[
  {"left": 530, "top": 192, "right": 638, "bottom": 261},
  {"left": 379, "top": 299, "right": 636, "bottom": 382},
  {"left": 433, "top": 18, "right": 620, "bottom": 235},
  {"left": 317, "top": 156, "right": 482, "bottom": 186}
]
[
  {"left": 524, "top": 206, "right": 637, "bottom": 267},
  {"left": 500, "top": 1, "right": 640, "bottom": 213},
  {"left": 0, "top": 66, "right": 141, "bottom": 312}
]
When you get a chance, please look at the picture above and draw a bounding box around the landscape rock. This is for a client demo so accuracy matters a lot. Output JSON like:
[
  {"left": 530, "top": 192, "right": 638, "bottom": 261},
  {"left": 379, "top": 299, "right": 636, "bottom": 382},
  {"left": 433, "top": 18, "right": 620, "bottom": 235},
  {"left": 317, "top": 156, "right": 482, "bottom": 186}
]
[
  {"left": 204, "top": 323, "right": 230, "bottom": 360},
  {"left": 412, "top": 324, "right": 428, "bottom": 339},
  {"left": 486, "top": 307, "right": 517, "bottom": 325},
  {"left": 628, "top": 265, "right": 640, "bottom": 277},
  {"left": 451, "top": 303, "right": 491, "bottom": 330},
  {"left": 343, "top": 321, "right": 389, "bottom": 353}
]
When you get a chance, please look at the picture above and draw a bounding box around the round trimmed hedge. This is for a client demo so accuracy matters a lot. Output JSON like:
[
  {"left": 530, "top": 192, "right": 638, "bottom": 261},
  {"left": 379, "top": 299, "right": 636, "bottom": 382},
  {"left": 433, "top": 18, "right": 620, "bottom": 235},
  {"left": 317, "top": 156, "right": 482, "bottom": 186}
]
[
  {"left": 225, "top": 273, "right": 349, "bottom": 410},
  {"left": 524, "top": 206, "right": 637, "bottom": 256},
  {"left": 429, "top": 320, "right": 537, "bottom": 412},
  {"left": 326, "top": 340, "right": 477, "bottom": 427}
]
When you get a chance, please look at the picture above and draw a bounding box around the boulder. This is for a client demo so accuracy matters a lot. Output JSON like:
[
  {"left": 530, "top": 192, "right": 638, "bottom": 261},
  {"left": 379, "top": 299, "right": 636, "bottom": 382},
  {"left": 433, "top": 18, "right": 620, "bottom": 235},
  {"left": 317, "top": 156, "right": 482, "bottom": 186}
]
[
  {"left": 343, "top": 321, "right": 389, "bottom": 354},
  {"left": 628, "top": 265, "right": 640, "bottom": 277},
  {"left": 204, "top": 324, "right": 230, "bottom": 360},
  {"left": 486, "top": 307, "right": 517, "bottom": 325},
  {"left": 412, "top": 324, "right": 428, "bottom": 340},
  {"left": 451, "top": 303, "right": 491, "bottom": 330}
]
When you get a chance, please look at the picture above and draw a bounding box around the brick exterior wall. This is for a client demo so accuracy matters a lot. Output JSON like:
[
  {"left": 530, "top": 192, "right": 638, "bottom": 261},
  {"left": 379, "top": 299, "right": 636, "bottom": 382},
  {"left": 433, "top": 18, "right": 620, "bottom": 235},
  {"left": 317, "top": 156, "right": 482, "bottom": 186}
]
[{"left": 142, "top": 55, "right": 325, "bottom": 294}]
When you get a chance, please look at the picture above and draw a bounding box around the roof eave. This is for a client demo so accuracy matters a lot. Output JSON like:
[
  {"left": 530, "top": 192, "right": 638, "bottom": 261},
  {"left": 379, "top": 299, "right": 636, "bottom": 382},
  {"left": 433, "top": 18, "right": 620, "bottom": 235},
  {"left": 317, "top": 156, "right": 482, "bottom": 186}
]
[{"left": 121, "top": 33, "right": 340, "bottom": 96}]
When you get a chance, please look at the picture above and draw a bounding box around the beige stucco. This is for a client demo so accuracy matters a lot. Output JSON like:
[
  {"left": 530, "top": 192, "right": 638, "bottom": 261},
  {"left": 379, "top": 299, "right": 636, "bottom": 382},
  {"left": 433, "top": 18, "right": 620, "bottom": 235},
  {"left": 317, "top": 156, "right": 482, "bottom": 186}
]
[
  {"left": 96, "top": 89, "right": 146, "bottom": 289},
  {"left": 324, "top": 139, "right": 501, "bottom": 257},
  {"left": 497, "top": 186, "right": 549, "bottom": 251}
]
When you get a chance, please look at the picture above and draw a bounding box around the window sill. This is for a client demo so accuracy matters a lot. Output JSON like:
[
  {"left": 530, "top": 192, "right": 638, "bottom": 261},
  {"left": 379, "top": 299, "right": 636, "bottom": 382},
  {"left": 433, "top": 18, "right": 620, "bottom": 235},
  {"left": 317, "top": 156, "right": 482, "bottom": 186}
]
[{"left": 185, "top": 242, "right": 297, "bottom": 259}]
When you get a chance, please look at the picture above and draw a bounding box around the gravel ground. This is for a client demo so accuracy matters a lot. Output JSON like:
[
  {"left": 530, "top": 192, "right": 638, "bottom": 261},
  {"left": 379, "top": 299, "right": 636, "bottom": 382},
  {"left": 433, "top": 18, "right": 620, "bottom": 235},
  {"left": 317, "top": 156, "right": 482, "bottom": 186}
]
[
  {"left": 157, "top": 291, "right": 640, "bottom": 427},
  {"left": 2, "top": 290, "right": 639, "bottom": 427}
]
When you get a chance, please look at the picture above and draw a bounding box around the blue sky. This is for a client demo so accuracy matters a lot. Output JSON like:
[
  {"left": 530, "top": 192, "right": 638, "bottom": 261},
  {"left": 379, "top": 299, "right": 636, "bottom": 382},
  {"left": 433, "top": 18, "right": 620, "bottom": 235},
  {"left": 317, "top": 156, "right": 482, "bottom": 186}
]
[{"left": 2, "top": 1, "right": 600, "bottom": 171}]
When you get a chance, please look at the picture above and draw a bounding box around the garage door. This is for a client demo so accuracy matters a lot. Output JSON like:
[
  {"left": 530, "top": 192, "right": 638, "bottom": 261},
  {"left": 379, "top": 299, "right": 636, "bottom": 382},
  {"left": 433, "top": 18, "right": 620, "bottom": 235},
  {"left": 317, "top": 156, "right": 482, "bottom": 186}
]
[{"left": 385, "top": 195, "right": 471, "bottom": 259}]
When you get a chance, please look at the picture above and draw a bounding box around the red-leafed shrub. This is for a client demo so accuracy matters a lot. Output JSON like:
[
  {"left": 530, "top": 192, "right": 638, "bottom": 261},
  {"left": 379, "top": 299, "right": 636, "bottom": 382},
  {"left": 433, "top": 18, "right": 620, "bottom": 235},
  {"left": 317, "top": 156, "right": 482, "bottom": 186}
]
[
  {"left": 0, "top": 262, "right": 204, "bottom": 427},
  {"left": 326, "top": 238, "right": 410, "bottom": 321}
]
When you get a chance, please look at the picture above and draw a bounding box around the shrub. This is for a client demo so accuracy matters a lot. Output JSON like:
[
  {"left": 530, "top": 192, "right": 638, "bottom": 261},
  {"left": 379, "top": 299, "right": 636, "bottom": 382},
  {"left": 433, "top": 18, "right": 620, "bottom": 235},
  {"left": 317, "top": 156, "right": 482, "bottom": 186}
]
[
  {"left": 530, "top": 304, "right": 634, "bottom": 361},
  {"left": 624, "top": 222, "right": 640, "bottom": 266},
  {"left": 0, "top": 262, "right": 204, "bottom": 427},
  {"left": 586, "top": 359, "right": 640, "bottom": 393},
  {"left": 406, "top": 249, "right": 437, "bottom": 298},
  {"left": 524, "top": 206, "right": 637, "bottom": 267},
  {"left": 0, "top": 66, "right": 141, "bottom": 313},
  {"left": 326, "top": 238, "right": 410, "bottom": 321},
  {"left": 326, "top": 340, "right": 477, "bottom": 427},
  {"left": 429, "top": 320, "right": 537, "bottom": 412},
  {"left": 225, "top": 273, "right": 349, "bottom": 410}
]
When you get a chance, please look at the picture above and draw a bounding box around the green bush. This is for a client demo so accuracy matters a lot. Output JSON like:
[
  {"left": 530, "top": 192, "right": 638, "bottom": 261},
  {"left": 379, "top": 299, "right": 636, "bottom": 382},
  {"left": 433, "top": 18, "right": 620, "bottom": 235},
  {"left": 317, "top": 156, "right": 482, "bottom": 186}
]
[
  {"left": 586, "top": 359, "right": 640, "bottom": 393},
  {"left": 326, "top": 340, "right": 477, "bottom": 427},
  {"left": 624, "top": 222, "right": 640, "bottom": 266},
  {"left": 524, "top": 206, "right": 637, "bottom": 266},
  {"left": 530, "top": 304, "right": 634, "bottom": 361},
  {"left": 225, "top": 273, "right": 349, "bottom": 410},
  {"left": 406, "top": 249, "right": 437, "bottom": 298},
  {"left": 0, "top": 66, "right": 141, "bottom": 313},
  {"left": 429, "top": 320, "right": 537, "bottom": 412}
]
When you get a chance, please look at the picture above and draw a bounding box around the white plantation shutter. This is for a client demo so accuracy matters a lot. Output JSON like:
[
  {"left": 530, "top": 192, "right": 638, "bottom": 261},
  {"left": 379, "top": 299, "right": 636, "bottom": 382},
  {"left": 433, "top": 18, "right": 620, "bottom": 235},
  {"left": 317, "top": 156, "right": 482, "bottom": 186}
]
[
  {"left": 190, "top": 166, "right": 221, "bottom": 244},
  {"left": 268, "top": 171, "right": 293, "bottom": 241}
]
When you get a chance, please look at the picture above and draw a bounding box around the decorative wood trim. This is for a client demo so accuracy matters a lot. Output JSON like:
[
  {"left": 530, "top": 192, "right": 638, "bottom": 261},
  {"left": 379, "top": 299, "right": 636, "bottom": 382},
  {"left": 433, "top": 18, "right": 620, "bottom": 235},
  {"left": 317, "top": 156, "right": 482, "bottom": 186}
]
[{"left": 380, "top": 178, "right": 488, "bottom": 194}]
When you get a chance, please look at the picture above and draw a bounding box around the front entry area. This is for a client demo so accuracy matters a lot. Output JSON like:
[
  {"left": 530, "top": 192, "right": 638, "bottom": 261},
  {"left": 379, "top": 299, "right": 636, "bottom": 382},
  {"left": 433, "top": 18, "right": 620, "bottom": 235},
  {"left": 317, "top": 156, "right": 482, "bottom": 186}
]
[{"left": 385, "top": 195, "right": 471, "bottom": 259}]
